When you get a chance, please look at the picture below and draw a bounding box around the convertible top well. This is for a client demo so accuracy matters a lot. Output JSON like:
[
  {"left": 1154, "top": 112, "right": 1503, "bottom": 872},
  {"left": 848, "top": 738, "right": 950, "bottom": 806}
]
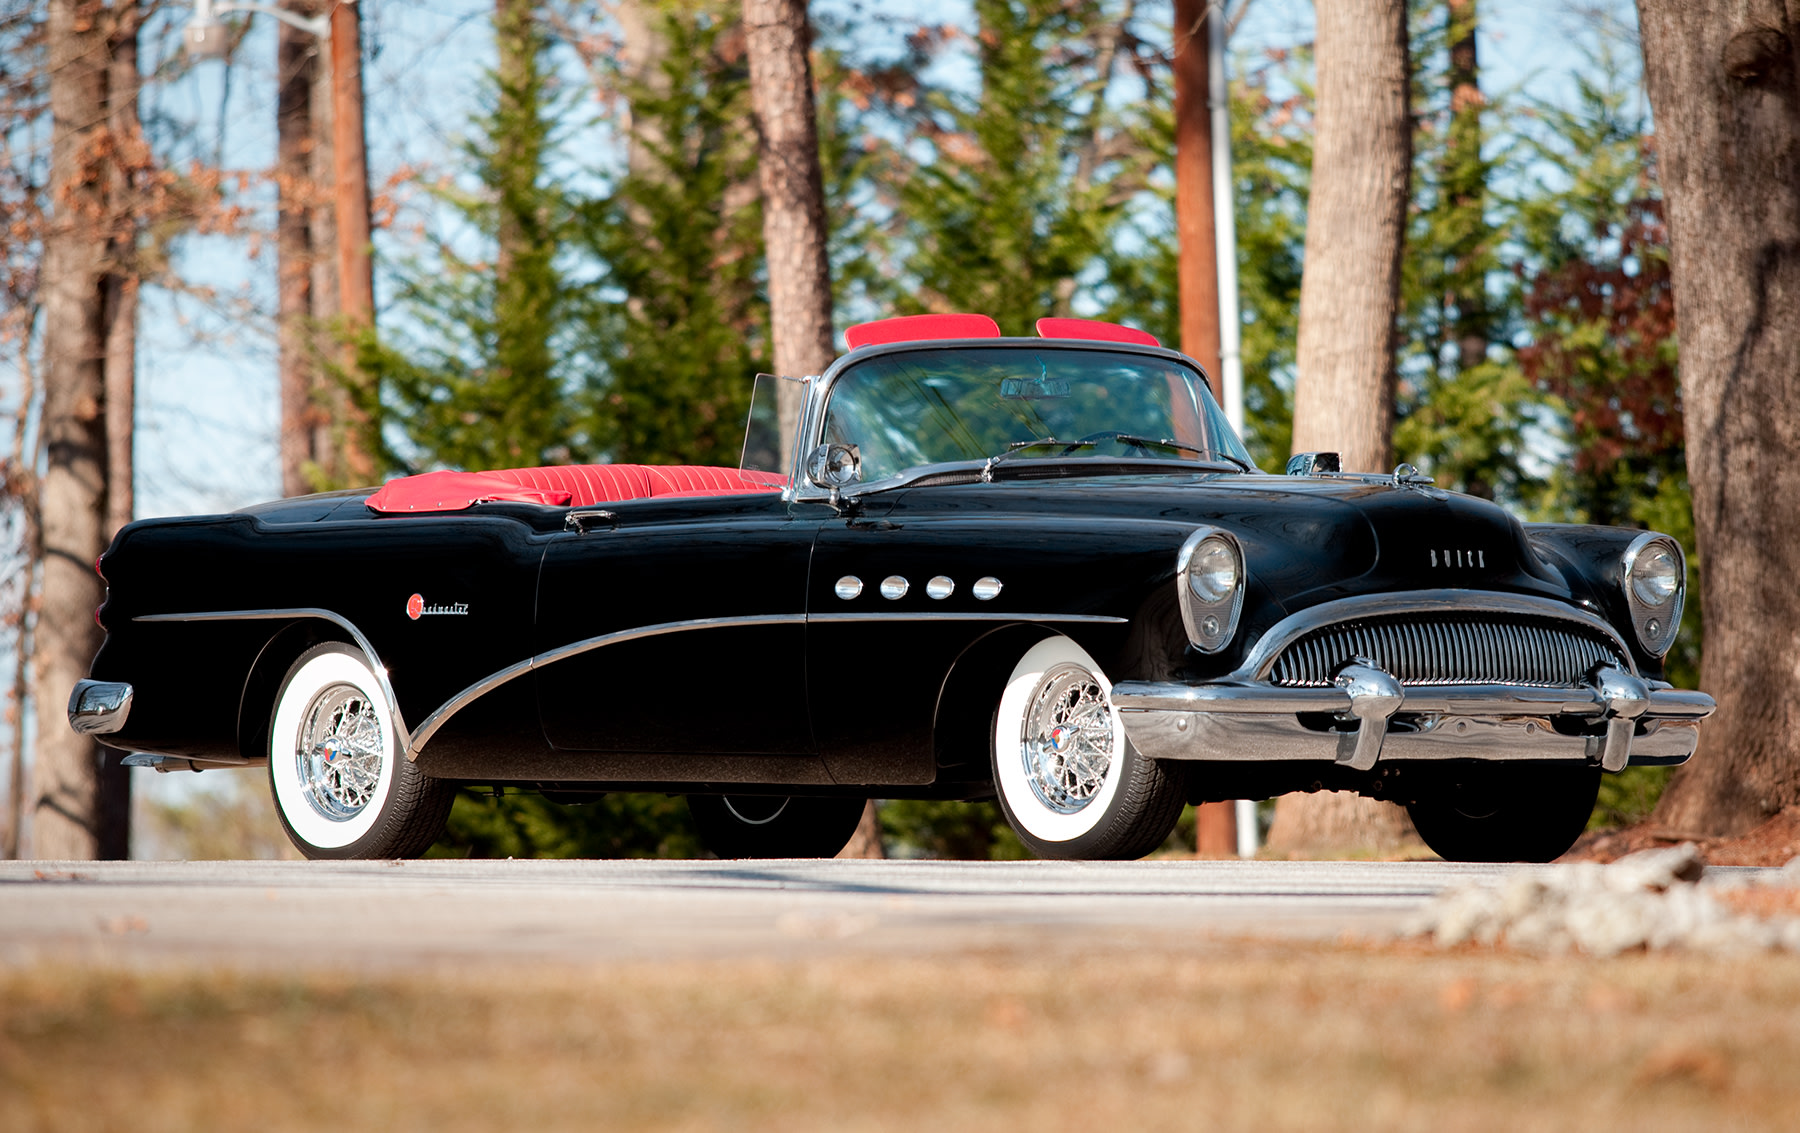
[{"left": 364, "top": 464, "right": 787, "bottom": 513}]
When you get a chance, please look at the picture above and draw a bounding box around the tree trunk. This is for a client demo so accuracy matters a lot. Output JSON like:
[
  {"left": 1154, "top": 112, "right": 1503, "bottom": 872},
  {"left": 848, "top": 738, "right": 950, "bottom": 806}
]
[
  {"left": 1265, "top": 788, "right": 1413, "bottom": 857},
  {"left": 34, "top": 0, "right": 138, "bottom": 860},
  {"left": 744, "top": 0, "right": 834, "bottom": 469},
  {"left": 1637, "top": 0, "right": 1800, "bottom": 835},
  {"left": 277, "top": 5, "right": 323, "bottom": 497},
  {"left": 1172, "top": 0, "right": 1222, "bottom": 395},
  {"left": 744, "top": 0, "right": 876, "bottom": 852},
  {"left": 835, "top": 800, "right": 885, "bottom": 859},
  {"left": 1289, "top": 0, "right": 1410, "bottom": 473},
  {"left": 328, "top": 0, "right": 375, "bottom": 486},
  {"left": 1270, "top": 0, "right": 1414, "bottom": 856}
]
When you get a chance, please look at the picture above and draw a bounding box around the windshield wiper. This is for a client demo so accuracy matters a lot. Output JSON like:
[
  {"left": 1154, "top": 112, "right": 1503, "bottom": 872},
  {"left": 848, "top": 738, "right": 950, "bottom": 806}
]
[
  {"left": 981, "top": 439, "right": 1060, "bottom": 483},
  {"left": 980, "top": 434, "right": 1252, "bottom": 484},
  {"left": 1063, "top": 433, "right": 1255, "bottom": 471}
]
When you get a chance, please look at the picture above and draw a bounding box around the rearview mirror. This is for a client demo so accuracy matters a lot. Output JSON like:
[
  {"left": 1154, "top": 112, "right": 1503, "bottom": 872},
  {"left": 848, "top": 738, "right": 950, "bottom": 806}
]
[{"left": 1000, "top": 376, "right": 1071, "bottom": 400}]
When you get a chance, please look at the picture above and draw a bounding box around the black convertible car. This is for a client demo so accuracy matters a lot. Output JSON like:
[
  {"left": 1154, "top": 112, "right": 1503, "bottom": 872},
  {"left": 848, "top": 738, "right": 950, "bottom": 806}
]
[{"left": 71, "top": 313, "right": 1714, "bottom": 862}]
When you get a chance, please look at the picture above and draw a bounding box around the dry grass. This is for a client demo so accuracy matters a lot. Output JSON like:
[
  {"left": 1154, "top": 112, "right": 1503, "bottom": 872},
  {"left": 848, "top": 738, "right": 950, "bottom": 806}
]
[{"left": 5, "top": 943, "right": 1800, "bottom": 1132}]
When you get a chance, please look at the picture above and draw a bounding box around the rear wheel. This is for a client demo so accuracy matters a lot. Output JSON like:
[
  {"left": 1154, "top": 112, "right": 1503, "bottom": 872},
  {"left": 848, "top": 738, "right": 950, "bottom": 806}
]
[
  {"left": 268, "top": 643, "right": 454, "bottom": 860},
  {"left": 1405, "top": 763, "right": 1601, "bottom": 863},
  {"left": 687, "top": 794, "right": 868, "bottom": 858},
  {"left": 990, "top": 636, "right": 1187, "bottom": 860}
]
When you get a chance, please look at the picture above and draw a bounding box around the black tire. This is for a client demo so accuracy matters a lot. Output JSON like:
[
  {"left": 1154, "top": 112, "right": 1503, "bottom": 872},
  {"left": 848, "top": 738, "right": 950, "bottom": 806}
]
[
  {"left": 1405, "top": 763, "right": 1602, "bottom": 863},
  {"left": 267, "top": 643, "right": 454, "bottom": 860},
  {"left": 688, "top": 794, "right": 868, "bottom": 858},
  {"left": 990, "top": 636, "right": 1188, "bottom": 860}
]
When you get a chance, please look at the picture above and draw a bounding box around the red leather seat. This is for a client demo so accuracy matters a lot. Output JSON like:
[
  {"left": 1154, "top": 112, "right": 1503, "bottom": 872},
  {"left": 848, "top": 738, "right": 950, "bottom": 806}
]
[{"left": 365, "top": 464, "right": 786, "bottom": 513}]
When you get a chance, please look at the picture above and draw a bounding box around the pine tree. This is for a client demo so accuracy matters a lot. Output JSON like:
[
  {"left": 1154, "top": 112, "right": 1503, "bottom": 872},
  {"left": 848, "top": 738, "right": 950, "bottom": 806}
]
[
  {"left": 1513, "top": 43, "right": 1692, "bottom": 683},
  {"left": 573, "top": 0, "right": 765, "bottom": 467},
  {"left": 1392, "top": 0, "right": 1539, "bottom": 502},
  {"left": 358, "top": 0, "right": 576, "bottom": 473},
  {"left": 888, "top": 0, "right": 1140, "bottom": 335}
]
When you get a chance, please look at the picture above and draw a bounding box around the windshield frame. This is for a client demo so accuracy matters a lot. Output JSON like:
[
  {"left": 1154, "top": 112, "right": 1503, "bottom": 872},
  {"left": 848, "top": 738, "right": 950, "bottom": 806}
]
[{"left": 788, "top": 338, "right": 1251, "bottom": 501}]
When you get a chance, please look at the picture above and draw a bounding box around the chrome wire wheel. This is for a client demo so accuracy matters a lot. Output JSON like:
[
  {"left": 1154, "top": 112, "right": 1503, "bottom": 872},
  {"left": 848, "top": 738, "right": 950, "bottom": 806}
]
[
  {"left": 991, "top": 635, "right": 1187, "bottom": 860},
  {"left": 268, "top": 643, "right": 454, "bottom": 858},
  {"left": 1020, "top": 663, "right": 1116, "bottom": 814},
  {"left": 296, "top": 683, "right": 386, "bottom": 821}
]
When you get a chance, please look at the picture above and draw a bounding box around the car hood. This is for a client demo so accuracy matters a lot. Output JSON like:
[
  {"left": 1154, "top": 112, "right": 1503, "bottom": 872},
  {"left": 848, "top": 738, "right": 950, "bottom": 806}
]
[{"left": 888, "top": 472, "right": 1570, "bottom": 612}]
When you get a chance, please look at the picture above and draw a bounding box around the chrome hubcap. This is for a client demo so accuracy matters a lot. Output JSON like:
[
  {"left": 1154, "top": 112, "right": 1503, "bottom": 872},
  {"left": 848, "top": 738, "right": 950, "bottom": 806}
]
[
  {"left": 297, "top": 683, "right": 385, "bottom": 821},
  {"left": 1020, "top": 663, "right": 1115, "bottom": 814}
]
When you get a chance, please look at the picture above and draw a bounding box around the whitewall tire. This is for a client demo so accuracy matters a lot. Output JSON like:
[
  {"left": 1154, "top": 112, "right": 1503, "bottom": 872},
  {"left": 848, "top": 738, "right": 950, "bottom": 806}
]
[
  {"left": 991, "top": 636, "right": 1187, "bottom": 860},
  {"left": 268, "top": 643, "right": 453, "bottom": 859}
]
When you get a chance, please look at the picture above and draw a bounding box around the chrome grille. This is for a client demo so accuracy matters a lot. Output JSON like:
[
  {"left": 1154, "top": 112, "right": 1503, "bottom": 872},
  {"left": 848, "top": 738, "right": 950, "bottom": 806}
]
[{"left": 1268, "top": 614, "right": 1625, "bottom": 688}]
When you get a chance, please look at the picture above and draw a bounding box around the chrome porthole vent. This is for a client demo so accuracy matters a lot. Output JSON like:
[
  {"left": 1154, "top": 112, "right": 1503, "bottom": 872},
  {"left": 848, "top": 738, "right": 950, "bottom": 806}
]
[
  {"left": 1019, "top": 663, "right": 1115, "bottom": 814},
  {"left": 880, "top": 575, "right": 909, "bottom": 600},
  {"left": 972, "top": 577, "right": 1003, "bottom": 601},
  {"left": 296, "top": 683, "right": 385, "bottom": 821},
  {"left": 926, "top": 575, "right": 954, "bottom": 599},
  {"left": 834, "top": 576, "right": 863, "bottom": 600}
]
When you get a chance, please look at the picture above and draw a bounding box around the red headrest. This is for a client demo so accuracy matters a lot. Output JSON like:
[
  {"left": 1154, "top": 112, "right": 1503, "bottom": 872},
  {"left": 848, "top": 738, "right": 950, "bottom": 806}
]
[
  {"left": 844, "top": 313, "right": 1002, "bottom": 350},
  {"left": 1034, "top": 317, "right": 1160, "bottom": 347}
]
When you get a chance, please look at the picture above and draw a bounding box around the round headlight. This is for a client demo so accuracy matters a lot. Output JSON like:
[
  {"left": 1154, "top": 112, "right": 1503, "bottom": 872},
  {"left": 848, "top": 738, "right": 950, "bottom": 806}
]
[
  {"left": 1630, "top": 542, "right": 1681, "bottom": 608},
  {"left": 1621, "top": 533, "right": 1684, "bottom": 658},
  {"left": 1178, "top": 529, "right": 1246, "bottom": 654},
  {"left": 1188, "top": 537, "right": 1240, "bottom": 603}
]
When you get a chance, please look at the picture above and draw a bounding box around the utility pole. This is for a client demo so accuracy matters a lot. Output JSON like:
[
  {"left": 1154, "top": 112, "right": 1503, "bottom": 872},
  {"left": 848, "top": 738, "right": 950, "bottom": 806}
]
[
  {"left": 1176, "top": 0, "right": 1253, "bottom": 857},
  {"left": 1173, "top": 0, "right": 1222, "bottom": 399}
]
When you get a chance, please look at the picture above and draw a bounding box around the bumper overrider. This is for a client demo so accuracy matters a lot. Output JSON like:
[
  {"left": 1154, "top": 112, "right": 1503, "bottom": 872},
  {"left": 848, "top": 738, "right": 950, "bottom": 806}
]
[
  {"left": 69, "top": 680, "right": 134, "bottom": 736},
  {"left": 1114, "top": 592, "right": 1716, "bottom": 773}
]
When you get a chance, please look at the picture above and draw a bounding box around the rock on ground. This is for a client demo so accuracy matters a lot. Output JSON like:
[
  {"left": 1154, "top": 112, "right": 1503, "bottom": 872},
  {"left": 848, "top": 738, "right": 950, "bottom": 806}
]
[{"left": 1407, "top": 845, "right": 1800, "bottom": 957}]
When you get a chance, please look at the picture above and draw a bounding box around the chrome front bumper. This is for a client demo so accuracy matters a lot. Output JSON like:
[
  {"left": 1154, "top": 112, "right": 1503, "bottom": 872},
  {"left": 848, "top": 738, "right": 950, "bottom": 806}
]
[{"left": 1112, "top": 664, "right": 1714, "bottom": 772}]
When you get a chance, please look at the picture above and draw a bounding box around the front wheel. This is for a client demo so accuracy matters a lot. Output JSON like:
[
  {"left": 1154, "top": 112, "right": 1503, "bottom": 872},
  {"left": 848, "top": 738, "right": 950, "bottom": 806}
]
[
  {"left": 1405, "top": 763, "right": 1601, "bottom": 863},
  {"left": 687, "top": 794, "right": 868, "bottom": 858},
  {"left": 268, "top": 643, "right": 454, "bottom": 860},
  {"left": 990, "top": 636, "right": 1187, "bottom": 860}
]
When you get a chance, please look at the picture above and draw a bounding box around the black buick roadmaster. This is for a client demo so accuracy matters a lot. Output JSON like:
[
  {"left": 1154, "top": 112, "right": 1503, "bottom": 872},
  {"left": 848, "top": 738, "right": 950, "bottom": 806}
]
[{"left": 71, "top": 314, "right": 1713, "bottom": 862}]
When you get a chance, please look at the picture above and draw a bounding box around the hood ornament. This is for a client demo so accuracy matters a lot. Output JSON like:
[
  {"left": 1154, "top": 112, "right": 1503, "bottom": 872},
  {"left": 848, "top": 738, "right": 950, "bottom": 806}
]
[{"left": 1392, "top": 462, "right": 1447, "bottom": 498}]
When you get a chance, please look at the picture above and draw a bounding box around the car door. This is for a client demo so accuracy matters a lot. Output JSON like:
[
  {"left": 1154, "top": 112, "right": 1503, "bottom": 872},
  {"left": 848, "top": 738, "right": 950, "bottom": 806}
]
[
  {"left": 805, "top": 490, "right": 1011, "bottom": 787},
  {"left": 534, "top": 493, "right": 821, "bottom": 767}
]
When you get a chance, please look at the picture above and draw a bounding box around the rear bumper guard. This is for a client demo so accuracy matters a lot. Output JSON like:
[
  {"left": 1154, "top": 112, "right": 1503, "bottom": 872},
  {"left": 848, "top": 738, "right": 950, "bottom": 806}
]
[
  {"left": 68, "top": 680, "right": 133, "bottom": 736},
  {"left": 1112, "top": 665, "right": 1714, "bottom": 772}
]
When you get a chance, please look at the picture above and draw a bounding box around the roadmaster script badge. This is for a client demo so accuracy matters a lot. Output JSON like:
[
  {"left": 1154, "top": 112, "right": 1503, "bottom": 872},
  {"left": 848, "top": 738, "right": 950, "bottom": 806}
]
[{"left": 407, "top": 593, "right": 470, "bottom": 620}]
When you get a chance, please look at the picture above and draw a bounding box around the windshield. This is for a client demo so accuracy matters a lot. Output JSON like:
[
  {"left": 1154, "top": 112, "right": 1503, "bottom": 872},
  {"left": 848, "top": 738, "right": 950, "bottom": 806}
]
[{"left": 820, "top": 346, "right": 1254, "bottom": 483}]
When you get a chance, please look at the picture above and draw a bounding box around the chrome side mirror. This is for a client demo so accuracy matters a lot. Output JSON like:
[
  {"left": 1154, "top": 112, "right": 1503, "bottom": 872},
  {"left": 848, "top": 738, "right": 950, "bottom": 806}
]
[
  {"left": 1286, "top": 451, "right": 1340, "bottom": 476},
  {"left": 807, "top": 442, "right": 861, "bottom": 506}
]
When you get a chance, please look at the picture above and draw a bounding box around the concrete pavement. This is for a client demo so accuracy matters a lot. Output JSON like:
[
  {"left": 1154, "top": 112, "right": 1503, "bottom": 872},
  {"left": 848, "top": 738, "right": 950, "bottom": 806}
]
[{"left": 0, "top": 857, "right": 1543, "bottom": 969}]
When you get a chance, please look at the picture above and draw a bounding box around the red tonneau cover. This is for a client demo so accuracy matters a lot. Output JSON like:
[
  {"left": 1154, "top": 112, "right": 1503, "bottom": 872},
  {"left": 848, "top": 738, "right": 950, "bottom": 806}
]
[{"left": 365, "top": 465, "right": 786, "bottom": 514}]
